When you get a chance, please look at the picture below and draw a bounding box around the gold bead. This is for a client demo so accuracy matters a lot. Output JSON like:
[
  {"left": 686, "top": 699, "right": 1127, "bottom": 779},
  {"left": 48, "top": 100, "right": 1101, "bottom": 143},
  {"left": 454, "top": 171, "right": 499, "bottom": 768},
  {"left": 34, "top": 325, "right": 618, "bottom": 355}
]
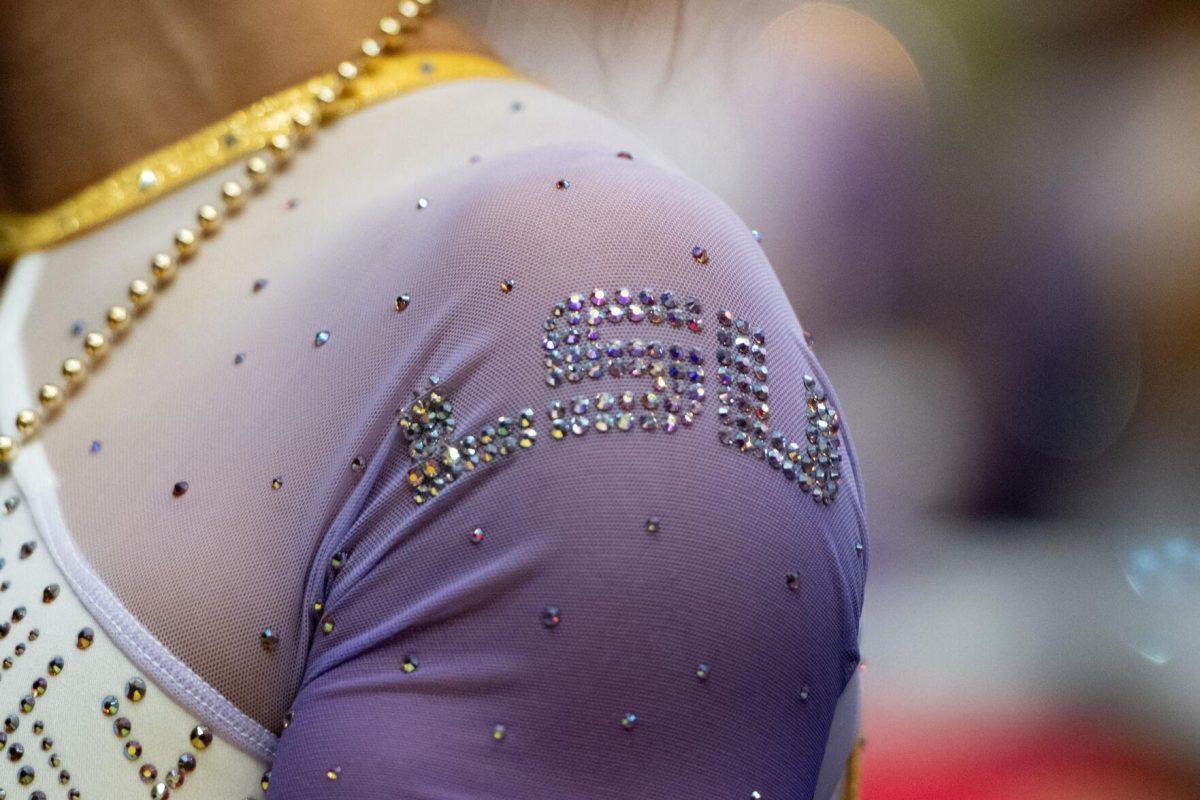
[
  {"left": 106, "top": 305, "right": 131, "bottom": 334},
  {"left": 38, "top": 383, "right": 64, "bottom": 411},
  {"left": 197, "top": 204, "right": 223, "bottom": 235},
  {"left": 398, "top": 0, "right": 421, "bottom": 23},
  {"left": 314, "top": 83, "right": 341, "bottom": 113},
  {"left": 221, "top": 180, "right": 246, "bottom": 212},
  {"left": 268, "top": 133, "right": 293, "bottom": 166},
  {"left": 379, "top": 16, "right": 404, "bottom": 46},
  {"left": 14, "top": 409, "right": 40, "bottom": 438},
  {"left": 0, "top": 435, "right": 18, "bottom": 464},
  {"left": 83, "top": 331, "right": 109, "bottom": 360},
  {"left": 246, "top": 155, "right": 272, "bottom": 190},
  {"left": 174, "top": 227, "right": 199, "bottom": 258},
  {"left": 150, "top": 252, "right": 177, "bottom": 285},
  {"left": 128, "top": 278, "right": 154, "bottom": 310},
  {"left": 361, "top": 37, "right": 383, "bottom": 61},
  {"left": 61, "top": 357, "right": 87, "bottom": 388},
  {"left": 336, "top": 61, "right": 359, "bottom": 83},
  {"left": 290, "top": 109, "right": 316, "bottom": 143}
]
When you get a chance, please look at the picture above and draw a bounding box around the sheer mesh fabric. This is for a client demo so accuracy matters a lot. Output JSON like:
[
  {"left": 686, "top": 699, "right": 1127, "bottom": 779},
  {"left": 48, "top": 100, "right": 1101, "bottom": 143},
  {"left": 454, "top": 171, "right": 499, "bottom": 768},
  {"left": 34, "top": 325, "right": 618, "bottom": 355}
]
[{"left": 15, "top": 78, "right": 866, "bottom": 796}]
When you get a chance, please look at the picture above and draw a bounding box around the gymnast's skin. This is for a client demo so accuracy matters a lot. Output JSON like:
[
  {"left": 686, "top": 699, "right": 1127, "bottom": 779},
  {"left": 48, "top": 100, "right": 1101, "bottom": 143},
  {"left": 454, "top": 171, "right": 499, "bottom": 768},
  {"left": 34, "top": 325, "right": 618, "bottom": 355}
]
[{"left": 0, "top": 3, "right": 877, "bottom": 797}]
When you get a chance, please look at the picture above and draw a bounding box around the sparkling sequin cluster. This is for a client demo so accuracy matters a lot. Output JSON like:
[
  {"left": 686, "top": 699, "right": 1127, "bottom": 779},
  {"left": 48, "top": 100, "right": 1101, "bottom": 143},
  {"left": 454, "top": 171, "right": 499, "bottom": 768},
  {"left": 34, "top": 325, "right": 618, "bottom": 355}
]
[
  {"left": 715, "top": 312, "right": 843, "bottom": 504},
  {"left": 543, "top": 289, "right": 706, "bottom": 436},
  {"left": 100, "top": 669, "right": 212, "bottom": 799},
  {"left": 399, "top": 378, "right": 537, "bottom": 504}
]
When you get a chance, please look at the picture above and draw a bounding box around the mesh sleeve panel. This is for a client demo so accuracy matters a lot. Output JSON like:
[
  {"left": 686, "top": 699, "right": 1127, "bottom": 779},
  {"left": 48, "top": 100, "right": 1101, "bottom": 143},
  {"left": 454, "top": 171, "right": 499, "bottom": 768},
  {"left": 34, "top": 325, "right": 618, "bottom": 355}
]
[{"left": 266, "top": 145, "right": 867, "bottom": 799}]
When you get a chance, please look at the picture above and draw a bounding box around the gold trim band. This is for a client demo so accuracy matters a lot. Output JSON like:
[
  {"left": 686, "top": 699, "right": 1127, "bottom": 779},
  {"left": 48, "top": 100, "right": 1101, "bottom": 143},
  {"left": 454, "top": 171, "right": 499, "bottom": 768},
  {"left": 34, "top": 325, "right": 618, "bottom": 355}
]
[{"left": 0, "top": 51, "right": 517, "bottom": 261}]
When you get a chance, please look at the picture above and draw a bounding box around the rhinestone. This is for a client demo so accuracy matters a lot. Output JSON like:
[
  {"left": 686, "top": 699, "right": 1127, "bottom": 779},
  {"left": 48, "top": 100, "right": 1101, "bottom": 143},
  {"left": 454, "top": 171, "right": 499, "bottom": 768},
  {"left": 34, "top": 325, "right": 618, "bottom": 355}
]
[
  {"left": 70, "top": 320, "right": 85, "bottom": 336},
  {"left": 30, "top": 678, "right": 46, "bottom": 697},
  {"left": 103, "top": 305, "right": 131, "bottom": 337},
  {"left": 138, "top": 169, "right": 158, "bottom": 190},
  {"left": 11, "top": 607, "right": 25, "bottom": 623},
  {"left": 555, "top": 179, "right": 570, "bottom": 189},
  {"left": 20, "top": 695, "right": 34, "bottom": 713},
  {"left": 221, "top": 180, "right": 246, "bottom": 211},
  {"left": 114, "top": 717, "right": 132, "bottom": 737},
  {"left": 18, "top": 542, "right": 35, "bottom": 559},
  {"left": 150, "top": 782, "right": 170, "bottom": 799},
  {"left": 616, "top": 150, "right": 633, "bottom": 159},
  {"left": 270, "top": 477, "right": 282, "bottom": 490},
  {"left": 541, "top": 606, "right": 561, "bottom": 628},
  {"left": 40, "top": 737, "right": 52, "bottom": 751},
  {"left": 785, "top": 573, "right": 801, "bottom": 591},
  {"left": 196, "top": 204, "right": 222, "bottom": 235},
  {"left": 260, "top": 770, "right": 271, "bottom": 790},
  {"left": 321, "top": 616, "right": 335, "bottom": 635},
  {"left": 6, "top": 743, "right": 21, "bottom": 761},
  {"left": 314, "top": 329, "right": 331, "bottom": 347},
  {"left": 17, "top": 765, "right": 33, "bottom": 784},
  {"left": 171, "top": 481, "right": 189, "bottom": 498},
  {"left": 416, "top": 197, "right": 429, "bottom": 209},
  {"left": 620, "top": 712, "right": 638, "bottom": 730},
  {"left": 101, "top": 696, "right": 119, "bottom": 716},
  {"left": 234, "top": 353, "right": 246, "bottom": 365},
  {"left": 491, "top": 724, "right": 507, "bottom": 742},
  {"left": 2, "top": 497, "right": 18, "bottom": 515},
  {"left": 401, "top": 655, "right": 419, "bottom": 673},
  {"left": 3, "top": 716, "right": 15, "bottom": 732},
  {"left": 691, "top": 245, "right": 709, "bottom": 264},
  {"left": 165, "top": 768, "right": 184, "bottom": 788},
  {"left": 126, "top": 677, "right": 147, "bottom": 702},
  {"left": 89, "top": 440, "right": 101, "bottom": 454},
  {"left": 469, "top": 527, "right": 485, "bottom": 544},
  {"left": 645, "top": 517, "right": 660, "bottom": 533},
  {"left": 47, "top": 657, "right": 63, "bottom": 675},
  {"left": 285, "top": 197, "right": 299, "bottom": 210},
  {"left": 41, "top": 584, "right": 59, "bottom": 603},
  {"left": 177, "top": 753, "right": 196, "bottom": 772},
  {"left": 500, "top": 279, "right": 515, "bottom": 294},
  {"left": 752, "top": 793, "right": 763, "bottom": 799},
  {"left": 260, "top": 628, "right": 278, "bottom": 652},
  {"left": 140, "top": 763, "right": 158, "bottom": 782},
  {"left": 695, "top": 663, "right": 710, "bottom": 681},
  {"left": 855, "top": 542, "right": 864, "bottom": 557},
  {"left": 350, "top": 457, "right": 364, "bottom": 471},
  {"left": 252, "top": 278, "right": 268, "bottom": 293},
  {"left": 76, "top": 628, "right": 94, "bottom": 650},
  {"left": 172, "top": 228, "right": 198, "bottom": 259},
  {"left": 799, "top": 685, "right": 810, "bottom": 701},
  {"left": 326, "top": 767, "right": 341, "bottom": 781},
  {"left": 189, "top": 726, "right": 212, "bottom": 750},
  {"left": 124, "top": 740, "right": 142, "bottom": 760},
  {"left": 751, "top": 229, "right": 763, "bottom": 242},
  {"left": 395, "top": 294, "right": 411, "bottom": 312},
  {"left": 83, "top": 329, "right": 109, "bottom": 358}
]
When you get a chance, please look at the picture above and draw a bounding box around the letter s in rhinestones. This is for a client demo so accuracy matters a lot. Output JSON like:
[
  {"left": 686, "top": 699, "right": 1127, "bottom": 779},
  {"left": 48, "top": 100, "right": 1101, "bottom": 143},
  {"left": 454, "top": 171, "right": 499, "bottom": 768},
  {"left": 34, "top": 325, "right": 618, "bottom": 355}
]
[{"left": 543, "top": 288, "right": 706, "bottom": 438}]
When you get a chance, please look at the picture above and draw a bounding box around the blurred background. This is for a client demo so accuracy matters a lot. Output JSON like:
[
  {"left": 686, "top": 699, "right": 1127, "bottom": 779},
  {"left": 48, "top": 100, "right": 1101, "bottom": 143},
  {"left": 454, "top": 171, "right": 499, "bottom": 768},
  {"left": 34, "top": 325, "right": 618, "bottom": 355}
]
[{"left": 463, "top": 1, "right": 1200, "bottom": 796}]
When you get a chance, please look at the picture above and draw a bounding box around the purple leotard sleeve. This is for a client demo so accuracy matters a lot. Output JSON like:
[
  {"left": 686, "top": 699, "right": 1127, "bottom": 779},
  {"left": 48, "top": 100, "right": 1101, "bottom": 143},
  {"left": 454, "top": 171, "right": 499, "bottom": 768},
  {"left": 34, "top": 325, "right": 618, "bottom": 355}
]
[{"left": 268, "top": 146, "right": 868, "bottom": 799}]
